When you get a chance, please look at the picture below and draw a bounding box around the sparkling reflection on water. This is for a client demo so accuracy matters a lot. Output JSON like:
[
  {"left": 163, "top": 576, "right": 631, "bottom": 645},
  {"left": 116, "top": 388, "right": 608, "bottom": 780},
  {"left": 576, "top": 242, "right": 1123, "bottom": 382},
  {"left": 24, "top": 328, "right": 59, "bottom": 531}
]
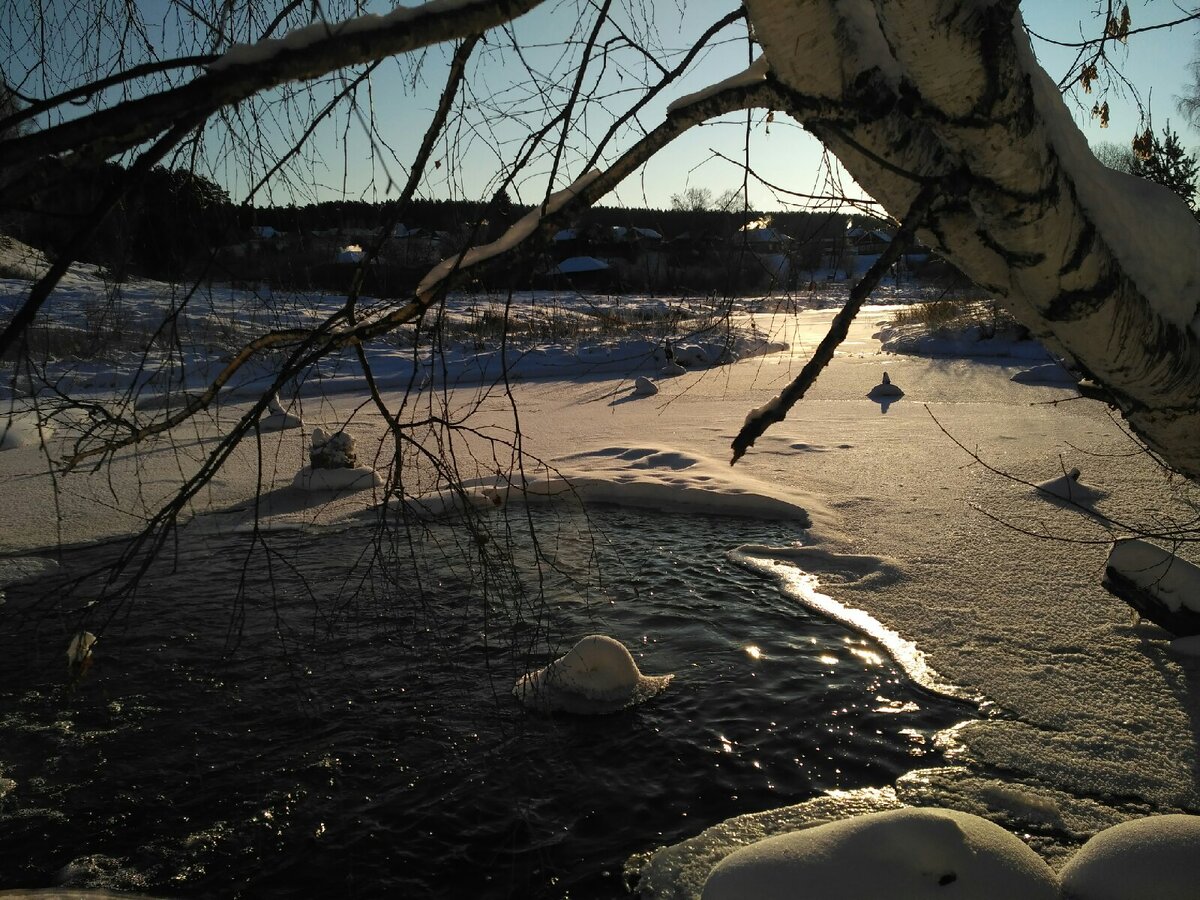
[{"left": 0, "top": 506, "right": 969, "bottom": 898}]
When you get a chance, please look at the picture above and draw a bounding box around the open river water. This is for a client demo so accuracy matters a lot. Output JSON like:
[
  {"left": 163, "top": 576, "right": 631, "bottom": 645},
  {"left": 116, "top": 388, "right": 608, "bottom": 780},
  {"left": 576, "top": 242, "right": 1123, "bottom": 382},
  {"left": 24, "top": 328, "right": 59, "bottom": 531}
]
[{"left": 0, "top": 505, "right": 970, "bottom": 898}]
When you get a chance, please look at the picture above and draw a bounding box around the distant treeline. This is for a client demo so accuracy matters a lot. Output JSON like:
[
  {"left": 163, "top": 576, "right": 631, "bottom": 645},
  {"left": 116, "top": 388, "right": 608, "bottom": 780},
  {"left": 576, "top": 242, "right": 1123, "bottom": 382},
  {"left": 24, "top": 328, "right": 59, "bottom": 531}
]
[
  {"left": 244, "top": 192, "right": 863, "bottom": 265},
  {"left": 3, "top": 164, "right": 885, "bottom": 285}
]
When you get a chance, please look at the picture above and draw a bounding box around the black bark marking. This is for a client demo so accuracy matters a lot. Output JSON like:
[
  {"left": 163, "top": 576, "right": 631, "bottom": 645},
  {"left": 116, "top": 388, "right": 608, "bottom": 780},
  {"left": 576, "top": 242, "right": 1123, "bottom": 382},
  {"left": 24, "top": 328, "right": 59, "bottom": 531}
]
[
  {"left": 976, "top": 229, "right": 1045, "bottom": 268},
  {"left": 1044, "top": 268, "right": 1119, "bottom": 321},
  {"left": 1058, "top": 220, "right": 1096, "bottom": 277}
]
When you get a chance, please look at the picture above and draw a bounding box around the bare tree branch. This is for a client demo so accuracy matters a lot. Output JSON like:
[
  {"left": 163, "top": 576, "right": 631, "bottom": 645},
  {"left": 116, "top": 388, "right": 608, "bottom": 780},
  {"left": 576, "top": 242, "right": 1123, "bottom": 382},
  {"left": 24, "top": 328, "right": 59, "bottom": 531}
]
[{"left": 729, "top": 179, "right": 942, "bottom": 465}]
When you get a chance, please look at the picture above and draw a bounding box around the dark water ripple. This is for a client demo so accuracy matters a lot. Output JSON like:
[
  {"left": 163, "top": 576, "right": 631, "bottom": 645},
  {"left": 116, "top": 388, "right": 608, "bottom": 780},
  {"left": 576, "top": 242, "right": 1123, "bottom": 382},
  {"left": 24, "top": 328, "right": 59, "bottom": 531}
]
[{"left": 0, "top": 506, "right": 969, "bottom": 898}]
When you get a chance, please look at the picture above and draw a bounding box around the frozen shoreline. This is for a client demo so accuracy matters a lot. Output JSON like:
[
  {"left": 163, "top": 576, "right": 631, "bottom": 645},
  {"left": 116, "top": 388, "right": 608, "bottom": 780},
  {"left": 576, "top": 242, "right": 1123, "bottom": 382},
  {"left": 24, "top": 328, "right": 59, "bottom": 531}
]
[{"left": 2, "top": 269, "right": 1199, "bottom": 897}]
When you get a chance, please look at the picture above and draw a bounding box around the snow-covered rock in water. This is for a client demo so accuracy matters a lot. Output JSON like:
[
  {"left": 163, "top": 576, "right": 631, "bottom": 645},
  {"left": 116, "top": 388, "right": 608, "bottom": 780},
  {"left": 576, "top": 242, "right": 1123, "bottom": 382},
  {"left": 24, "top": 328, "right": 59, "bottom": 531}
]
[
  {"left": 701, "top": 807, "right": 1058, "bottom": 900},
  {"left": 260, "top": 396, "right": 302, "bottom": 432},
  {"left": 659, "top": 361, "right": 687, "bottom": 378},
  {"left": 513, "top": 634, "right": 672, "bottom": 714},
  {"left": 0, "top": 414, "right": 52, "bottom": 450},
  {"left": 632, "top": 376, "right": 658, "bottom": 397},
  {"left": 1103, "top": 540, "right": 1200, "bottom": 636},
  {"left": 292, "top": 466, "right": 382, "bottom": 492},
  {"left": 67, "top": 631, "right": 97, "bottom": 674},
  {"left": 1033, "top": 467, "right": 1105, "bottom": 505},
  {"left": 867, "top": 371, "right": 904, "bottom": 399},
  {"left": 309, "top": 428, "right": 357, "bottom": 469},
  {"left": 1059, "top": 814, "right": 1200, "bottom": 900},
  {"left": 674, "top": 343, "right": 709, "bottom": 367}
]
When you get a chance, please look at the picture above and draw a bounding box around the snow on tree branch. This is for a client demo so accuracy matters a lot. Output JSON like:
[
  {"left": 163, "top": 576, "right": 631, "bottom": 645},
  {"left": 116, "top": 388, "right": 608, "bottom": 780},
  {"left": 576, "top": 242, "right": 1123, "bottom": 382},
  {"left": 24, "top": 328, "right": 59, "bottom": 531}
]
[{"left": 0, "top": 0, "right": 545, "bottom": 194}]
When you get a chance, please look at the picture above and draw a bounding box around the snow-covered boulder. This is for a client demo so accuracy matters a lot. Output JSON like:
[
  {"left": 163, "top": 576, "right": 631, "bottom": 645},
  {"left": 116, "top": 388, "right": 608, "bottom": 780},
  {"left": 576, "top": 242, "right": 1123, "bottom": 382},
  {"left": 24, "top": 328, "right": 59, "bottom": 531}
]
[
  {"left": 513, "top": 634, "right": 672, "bottom": 714},
  {"left": 1059, "top": 814, "right": 1200, "bottom": 900},
  {"left": 294, "top": 427, "right": 381, "bottom": 492},
  {"left": 674, "top": 343, "right": 709, "bottom": 367},
  {"left": 701, "top": 807, "right": 1058, "bottom": 900},
  {"left": 1103, "top": 540, "right": 1200, "bottom": 636},
  {"left": 659, "top": 361, "right": 687, "bottom": 378},
  {"left": 309, "top": 427, "right": 357, "bottom": 469},
  {"left": 632, "top": 376, "right": 658, "bottom": 397},
  {"left": 67, "top": 631, "right": 97, "bottom": 673}
]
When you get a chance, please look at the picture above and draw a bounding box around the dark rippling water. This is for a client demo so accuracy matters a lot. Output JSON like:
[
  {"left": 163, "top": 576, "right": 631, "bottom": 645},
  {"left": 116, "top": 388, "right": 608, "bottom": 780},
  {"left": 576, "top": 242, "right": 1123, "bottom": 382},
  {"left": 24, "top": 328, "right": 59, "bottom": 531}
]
[{"left": 0, "top": 506, "right": 969, "bottom": 898}]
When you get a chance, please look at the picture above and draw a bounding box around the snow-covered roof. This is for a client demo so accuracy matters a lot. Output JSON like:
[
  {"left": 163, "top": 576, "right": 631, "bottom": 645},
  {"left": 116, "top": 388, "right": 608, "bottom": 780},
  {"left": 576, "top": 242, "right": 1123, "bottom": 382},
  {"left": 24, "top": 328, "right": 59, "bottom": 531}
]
[
  {"left": 741, "top": 227, "right": 791, "bottom": 243},
  {"left": 553, "top": 228, "right": 578, "bottom": 242},
  {"left": 848, "top": 227, "right": 892, "bottom": 243},
  {"left": 550, "top": 256, "right": 610, "bottom": 275},
  {"left": 611, "top": 226, "right": 663, "bottom": 241}
]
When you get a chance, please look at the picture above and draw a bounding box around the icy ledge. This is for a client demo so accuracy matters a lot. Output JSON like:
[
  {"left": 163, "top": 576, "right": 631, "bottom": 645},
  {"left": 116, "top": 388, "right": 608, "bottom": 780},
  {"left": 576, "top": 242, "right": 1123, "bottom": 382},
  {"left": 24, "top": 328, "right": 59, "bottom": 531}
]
[{"left": 404, "top": 446, "right": 818, "bottom": 524}]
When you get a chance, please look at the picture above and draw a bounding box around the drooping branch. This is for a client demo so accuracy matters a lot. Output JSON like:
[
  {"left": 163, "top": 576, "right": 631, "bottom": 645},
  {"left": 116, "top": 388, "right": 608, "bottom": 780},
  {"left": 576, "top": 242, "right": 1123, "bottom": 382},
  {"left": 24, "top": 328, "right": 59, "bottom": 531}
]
[
  {"left": 0, "top": 0, "right": 545, "bottom": 198},
  {"left": 62, "top": 76, "right": 799, "bottom": 465},
  {"left": 730, "top": 179, "right": 941, "bottom": 464}
]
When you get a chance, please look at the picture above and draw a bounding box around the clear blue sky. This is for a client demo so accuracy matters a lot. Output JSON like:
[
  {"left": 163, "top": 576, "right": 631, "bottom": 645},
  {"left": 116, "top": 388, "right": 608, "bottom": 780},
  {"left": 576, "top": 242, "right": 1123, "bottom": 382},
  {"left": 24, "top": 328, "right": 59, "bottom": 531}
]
[{"left": 210, "top": 1, "right": 1200, "bottom": 211}]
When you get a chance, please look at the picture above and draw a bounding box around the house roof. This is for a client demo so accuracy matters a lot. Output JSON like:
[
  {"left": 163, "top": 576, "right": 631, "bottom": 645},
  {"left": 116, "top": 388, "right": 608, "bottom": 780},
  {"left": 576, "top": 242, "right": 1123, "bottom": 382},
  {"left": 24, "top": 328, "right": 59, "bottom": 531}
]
[
  {"left": 550, "top": 255, "right": 611, "bottom": 275},
  {"left": 740, "top": 226, "right": 791, "bottom": 243},
  {"left": 611, "top": 226, "right": 663, "bottom": 241}
]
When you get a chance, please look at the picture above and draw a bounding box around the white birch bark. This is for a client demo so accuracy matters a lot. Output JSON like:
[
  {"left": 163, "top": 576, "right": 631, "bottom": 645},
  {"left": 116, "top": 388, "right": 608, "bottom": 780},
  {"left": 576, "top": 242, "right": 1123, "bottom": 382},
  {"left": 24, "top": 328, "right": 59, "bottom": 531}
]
[{"left": 745, "top": 0, "right": 1200, "bottom": 479}]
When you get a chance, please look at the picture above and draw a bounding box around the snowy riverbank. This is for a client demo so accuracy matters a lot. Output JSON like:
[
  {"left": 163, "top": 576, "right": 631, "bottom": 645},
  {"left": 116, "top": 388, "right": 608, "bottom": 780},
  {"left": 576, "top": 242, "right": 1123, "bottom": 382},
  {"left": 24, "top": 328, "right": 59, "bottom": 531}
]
[{"left": 2, "top": 263, "right": 1199, "bottom": 897}]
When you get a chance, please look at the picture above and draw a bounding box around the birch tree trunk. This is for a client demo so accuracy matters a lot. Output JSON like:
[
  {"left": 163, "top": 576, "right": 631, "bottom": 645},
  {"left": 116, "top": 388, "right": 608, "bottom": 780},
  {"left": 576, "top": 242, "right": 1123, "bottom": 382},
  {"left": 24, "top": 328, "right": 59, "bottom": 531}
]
[{"left": 745, "top": 0, "right": 1200, "bottom": 479}]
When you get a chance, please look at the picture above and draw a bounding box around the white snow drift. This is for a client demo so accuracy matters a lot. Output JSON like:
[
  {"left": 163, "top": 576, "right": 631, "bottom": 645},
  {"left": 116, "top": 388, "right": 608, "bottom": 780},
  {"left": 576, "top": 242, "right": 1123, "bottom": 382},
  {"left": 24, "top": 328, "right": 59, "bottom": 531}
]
[{"left": 701, "top": 807, "right": 1058, "bottom": 900}]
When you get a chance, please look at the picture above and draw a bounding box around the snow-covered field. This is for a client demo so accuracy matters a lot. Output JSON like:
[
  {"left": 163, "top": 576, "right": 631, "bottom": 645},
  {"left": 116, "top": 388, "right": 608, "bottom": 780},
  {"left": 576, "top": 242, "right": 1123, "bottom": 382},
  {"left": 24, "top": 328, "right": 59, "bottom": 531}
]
[{"left": 2, "top": 249, "right": 1199, "bottom": 898}]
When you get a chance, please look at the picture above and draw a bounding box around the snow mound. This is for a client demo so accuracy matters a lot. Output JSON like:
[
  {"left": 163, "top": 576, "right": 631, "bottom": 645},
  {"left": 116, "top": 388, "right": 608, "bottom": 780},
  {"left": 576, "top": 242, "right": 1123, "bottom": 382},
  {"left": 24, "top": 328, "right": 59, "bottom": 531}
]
[
  {"left": 1011, "top": 362, "right": 1077, "bottom": 386},
  {"left": 292, "top": 466, "right": 382, "bottom": 493},
  {"left": 878, "top": 322, "right": 1050, "bottom": 360},
  {"left": 1059, "top": 815, "right": 1200, "bottom": 900},
  {"left": 549, "top": 446, "right": 813, "bottom": 523},
  {"left": 260, "top": 396, "right": 303, "bottom": 432},
  {"left": 1033, "top": 467, "right": 1106, "bottom": 505},
  {"left": 701, "top": 807, "right": 1058, "bottom": 900},
  {"left": 0, "top": 414, "right": 52, "bottom": 450},
  {"left": 632, "top": 376, "right": 658, "bottom": 397},
  {"left": 513, "top": 634, "right": 672, "bottom": 714},
  {"left": 0, "top": 234, "right": 52, "bottom": 279},
  {"left": 867, "top": 371, "right": 904, "bottom": 399}
]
